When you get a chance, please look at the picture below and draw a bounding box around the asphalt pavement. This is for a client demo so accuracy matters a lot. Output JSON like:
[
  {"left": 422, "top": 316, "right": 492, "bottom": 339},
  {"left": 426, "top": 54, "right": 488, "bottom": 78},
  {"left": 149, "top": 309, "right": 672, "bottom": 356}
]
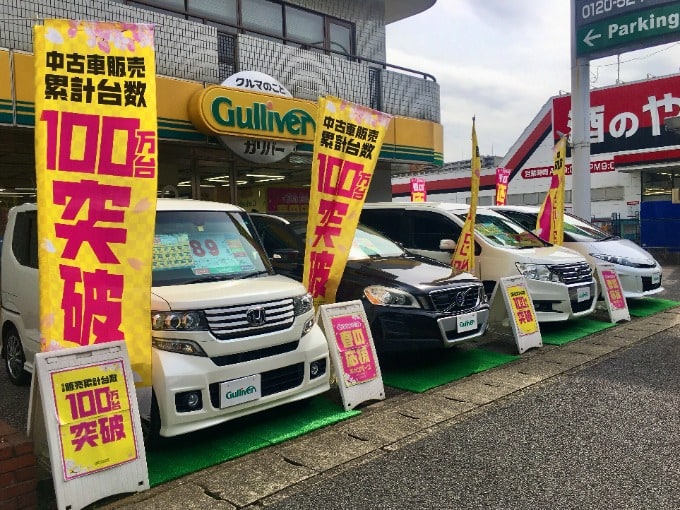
[{"left": 2, "top": 256, "right": 677, "bottom": 510}]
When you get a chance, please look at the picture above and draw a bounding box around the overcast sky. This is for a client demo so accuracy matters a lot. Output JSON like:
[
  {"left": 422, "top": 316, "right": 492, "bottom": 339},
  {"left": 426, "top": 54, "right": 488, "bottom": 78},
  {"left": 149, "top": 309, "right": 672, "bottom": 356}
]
[{"left": 385, "top": 0, "right": 680, "bottom": 163}]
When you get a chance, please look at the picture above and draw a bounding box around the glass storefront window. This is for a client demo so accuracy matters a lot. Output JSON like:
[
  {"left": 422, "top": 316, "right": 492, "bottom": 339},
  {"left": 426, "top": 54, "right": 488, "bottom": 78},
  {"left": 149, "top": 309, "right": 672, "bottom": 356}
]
[{"left": 642, "top": 171, "right": 676, "bottom": 198}]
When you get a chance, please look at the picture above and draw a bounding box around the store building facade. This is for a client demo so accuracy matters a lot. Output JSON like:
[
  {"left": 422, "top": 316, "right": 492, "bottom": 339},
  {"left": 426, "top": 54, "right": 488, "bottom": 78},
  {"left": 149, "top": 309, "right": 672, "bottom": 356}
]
[
  {"left": 392, "top": 74, "right": 680, "bottom": 250},
  {"left": 0, "top": 0, "right": 442, "bottom": 227}
]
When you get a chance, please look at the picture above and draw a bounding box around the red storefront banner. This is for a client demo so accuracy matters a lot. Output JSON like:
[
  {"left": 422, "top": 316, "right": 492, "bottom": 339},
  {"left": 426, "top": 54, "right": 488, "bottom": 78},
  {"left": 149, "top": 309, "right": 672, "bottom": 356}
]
[
  {"left": 521, "top": 160, "right": 615, "bottom": 179},
  {"left": 552, "top": 75, "right": 680, "bottom": 154},
  {"left": 266, "top": 187, "right": 310, "bottom": 213}
]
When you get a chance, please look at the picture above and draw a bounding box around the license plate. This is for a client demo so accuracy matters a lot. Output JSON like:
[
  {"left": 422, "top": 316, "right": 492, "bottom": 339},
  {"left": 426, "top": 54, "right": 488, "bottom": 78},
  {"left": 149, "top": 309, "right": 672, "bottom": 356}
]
[
  {"left": 457, "top": 311, "right": 478, "bottom": 333},
  {"left": 652, "top": 272, "right": 661, "bottom": 285},
  {"left": 219, "top": 374, "right": 261, "bottom": 408},
  {"left": 577, "top": 286, "right": 591, "bottom": 302}
]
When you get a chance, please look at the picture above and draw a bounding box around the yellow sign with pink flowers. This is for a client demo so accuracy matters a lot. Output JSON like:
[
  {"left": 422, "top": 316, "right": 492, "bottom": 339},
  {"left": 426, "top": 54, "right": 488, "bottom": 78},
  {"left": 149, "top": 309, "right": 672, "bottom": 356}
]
[
  {"left": 34, "top": 20, "right": 158, "bottom": 387},
  {"left": 303, "top": 96, "right": 391, "bottom": 307}
]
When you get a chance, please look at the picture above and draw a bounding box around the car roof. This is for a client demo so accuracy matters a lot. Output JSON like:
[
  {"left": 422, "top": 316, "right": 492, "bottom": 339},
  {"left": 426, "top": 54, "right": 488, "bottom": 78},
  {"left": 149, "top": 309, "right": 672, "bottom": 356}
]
[
  {"left": 155, "top": 198, "right": 243, "bottom": 212},
  {"left": 489, "top": 205, "right": 539, "bottom": 213},
  {"left": 11, "top": 199, "right": 244, "bottom": 213},
  {"left": 363, "top": 201, "right": 471, "bottom": 212}
]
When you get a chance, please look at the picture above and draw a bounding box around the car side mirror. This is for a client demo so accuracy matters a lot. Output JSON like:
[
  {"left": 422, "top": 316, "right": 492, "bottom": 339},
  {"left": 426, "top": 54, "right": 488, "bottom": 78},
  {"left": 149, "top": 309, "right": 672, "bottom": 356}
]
[{"left": 439, "top": 239, "right": 456, "bottom": 251}]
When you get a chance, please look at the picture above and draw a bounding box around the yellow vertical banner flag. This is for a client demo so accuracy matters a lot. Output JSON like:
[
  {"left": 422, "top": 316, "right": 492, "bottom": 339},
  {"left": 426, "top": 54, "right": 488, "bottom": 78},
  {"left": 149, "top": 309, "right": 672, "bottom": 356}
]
[
  {"left": 452, "top": 118, "right": 481, "bottom": 273},
  {"left": 303, "top": 96, "right": 391, "bottom": 307},
  {"left": 34, "top": 20, "right": 158, "bottom": 387},
  {"left": 536, "top": 134, "right": 567, "bottom": 245}
]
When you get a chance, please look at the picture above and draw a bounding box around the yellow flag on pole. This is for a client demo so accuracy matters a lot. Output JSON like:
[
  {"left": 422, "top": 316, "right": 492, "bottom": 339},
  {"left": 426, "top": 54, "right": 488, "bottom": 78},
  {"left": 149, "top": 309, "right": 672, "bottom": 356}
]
[
  {"left": 452, "top": 117, "right": 480, "bottom": 272},
  {"left": 536, "top": 134, "right": 567, "bottom": 245}
]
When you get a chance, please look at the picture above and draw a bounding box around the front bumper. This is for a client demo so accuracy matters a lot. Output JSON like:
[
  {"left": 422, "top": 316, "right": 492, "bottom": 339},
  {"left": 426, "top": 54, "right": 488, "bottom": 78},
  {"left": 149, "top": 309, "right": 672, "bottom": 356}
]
[
  {"left": 151, "top": 324, "right": 330, "bottom": 438},
  {"left": 615, "top": 266, "right": 663, "bottom": 299},
  {"left": 526, "top": 279, "right": 597, "bottom": 322},
  {"left": 369, "top": 305, "right": 490, "bottom": 351}
]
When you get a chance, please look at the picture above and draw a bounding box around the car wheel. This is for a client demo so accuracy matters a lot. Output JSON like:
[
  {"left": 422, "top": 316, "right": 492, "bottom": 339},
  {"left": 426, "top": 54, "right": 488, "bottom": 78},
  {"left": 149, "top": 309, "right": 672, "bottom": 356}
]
[{"left": 3, "top": 327, "right": 31, "bottom": 386}]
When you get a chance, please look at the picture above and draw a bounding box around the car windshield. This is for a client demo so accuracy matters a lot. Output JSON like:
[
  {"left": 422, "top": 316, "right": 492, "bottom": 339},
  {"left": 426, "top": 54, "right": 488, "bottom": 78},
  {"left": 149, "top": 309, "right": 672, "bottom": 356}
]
[
  {"left": 350, "top": 224, "right": 405, "bottom": 260},
  {"left": 498, "top": 208, "right": 613, "bottom": 243},
  {"left": 563, "top": 213, "right": 612, "bottom": 242},
  {"left": 283, "top": 219, "right": 405, "bottom": 260},
  {"left": 152, "top": 210, "right": 270, "bottom": 286},
  {"left": 457, "top": 211, "right": 549, "bottom": 249}
]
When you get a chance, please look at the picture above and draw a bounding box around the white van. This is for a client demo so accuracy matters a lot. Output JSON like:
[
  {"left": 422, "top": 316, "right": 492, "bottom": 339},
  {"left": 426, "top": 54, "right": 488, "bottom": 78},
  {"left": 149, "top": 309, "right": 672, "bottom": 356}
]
[
  {"left": 361, "top": 202, "right": 598, "bottom": 323},
  {"left": 1, "top": 199, "right": 330, "bottom": 441}
]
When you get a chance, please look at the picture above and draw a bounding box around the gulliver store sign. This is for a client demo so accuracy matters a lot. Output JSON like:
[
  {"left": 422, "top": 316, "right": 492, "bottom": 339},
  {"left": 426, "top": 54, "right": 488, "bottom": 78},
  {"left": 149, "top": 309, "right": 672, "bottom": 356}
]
[{"left": 188, "top": 85, "right": 317, "bottom": 142}]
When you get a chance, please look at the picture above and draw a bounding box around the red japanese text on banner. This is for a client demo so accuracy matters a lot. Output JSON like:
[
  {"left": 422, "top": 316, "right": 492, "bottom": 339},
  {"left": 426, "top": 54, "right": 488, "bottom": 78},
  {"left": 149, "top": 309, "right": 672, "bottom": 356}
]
[
  {"left": 495, "top": 166, "right": 510, "bottom": 206},
  {"left": 410, "top": 177, "right": 426, "bottom": 202},
  {"left": 303, "top": 96, "right": 391, "bottom": 307},
  {"left": 34, "top": 20, "right": 158, "bottom": 387},
  {"left": 330, "top": 314, "right": 377, "bottom": 386},
  {"left": 536, "top": 135, "right": 567, "bottom": 245},
  {"left": 452, "top": 118, "right": 481, "bottom": 273}
]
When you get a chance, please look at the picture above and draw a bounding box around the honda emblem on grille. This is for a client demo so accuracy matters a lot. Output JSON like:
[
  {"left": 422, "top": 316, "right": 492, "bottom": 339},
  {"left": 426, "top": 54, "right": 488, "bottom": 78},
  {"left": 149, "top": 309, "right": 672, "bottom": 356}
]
[{"left": 246, "top": 307, "right": 267, "bottom": 326}]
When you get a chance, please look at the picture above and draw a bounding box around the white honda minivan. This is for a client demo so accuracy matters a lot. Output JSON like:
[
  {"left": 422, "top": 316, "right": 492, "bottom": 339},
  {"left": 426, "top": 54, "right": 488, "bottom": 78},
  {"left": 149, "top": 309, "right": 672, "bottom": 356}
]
[
  {"left": 361, "top": 202, "right": 598, "bottom": 323},
  {"left": 1, "top": 199, "right": 330, "bottom": 442}
]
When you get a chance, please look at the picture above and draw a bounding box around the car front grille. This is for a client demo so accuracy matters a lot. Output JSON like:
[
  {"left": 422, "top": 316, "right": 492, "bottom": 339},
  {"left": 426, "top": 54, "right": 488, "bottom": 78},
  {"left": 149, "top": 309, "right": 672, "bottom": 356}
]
[
  {"left": 429, "top": 285, "right": 481, "bottom": 313},
  {"left": 211, "top": 341, "right": 299, "bottom": 366},
  {"left": 204, "top": 298, "right": 295, "bottom": 340},
  {"left": 642, "top": 276, "right": 662, "bottom": 291},
  {"left": 208, "top": 362, "right": 304, "bottom": 408},
  {"left": 548, "top": 262, "right": 593, "bottom": 285}
]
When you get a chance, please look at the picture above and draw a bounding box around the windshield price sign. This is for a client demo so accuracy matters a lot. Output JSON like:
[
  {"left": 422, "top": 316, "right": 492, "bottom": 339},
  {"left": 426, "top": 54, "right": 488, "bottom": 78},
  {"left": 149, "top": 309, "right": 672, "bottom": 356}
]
[{"left": 575, "top": 0, "right": 680, "bottom": 58}]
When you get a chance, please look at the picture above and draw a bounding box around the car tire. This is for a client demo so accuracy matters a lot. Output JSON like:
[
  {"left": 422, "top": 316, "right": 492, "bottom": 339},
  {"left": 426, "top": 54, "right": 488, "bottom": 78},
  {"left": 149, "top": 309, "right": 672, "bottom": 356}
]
[
  {"left": 3, "top": 327, "right": 31, "bottom": 386},
  {"left": 142, "top": 391, "right": 163, "bottom": 451}
]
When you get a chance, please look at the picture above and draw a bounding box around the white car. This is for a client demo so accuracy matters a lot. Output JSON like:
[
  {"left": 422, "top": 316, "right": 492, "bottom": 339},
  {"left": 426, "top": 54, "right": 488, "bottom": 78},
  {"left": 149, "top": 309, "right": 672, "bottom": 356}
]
[
  {"left": 489, "top": 205, "right": 664, "bottom": 299},
  {"left": 361, "top": 202, "right": 598, "bottom": 323},
  {"left": 1, "top": 200, "right": 330, "bottom": 442}
]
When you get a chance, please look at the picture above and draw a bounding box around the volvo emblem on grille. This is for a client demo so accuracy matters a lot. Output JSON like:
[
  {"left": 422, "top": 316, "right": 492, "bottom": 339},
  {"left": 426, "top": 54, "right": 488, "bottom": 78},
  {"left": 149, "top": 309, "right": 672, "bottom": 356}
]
[
  {"left": 442, "top": 287, "right": 476, "bottom": 312},
  {"left": 246, "top": 307, "right": 267, "bottom": 326}
]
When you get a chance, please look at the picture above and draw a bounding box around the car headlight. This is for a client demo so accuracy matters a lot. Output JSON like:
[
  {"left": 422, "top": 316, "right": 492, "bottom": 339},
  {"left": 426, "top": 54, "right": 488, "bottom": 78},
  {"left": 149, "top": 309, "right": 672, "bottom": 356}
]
[
  {"left": 590, "top": 253, "right": 654, "bottom": 268},
  {"left": 152, "top": 338, "right": 207, "bottom": 356},
  {"left": 151, "top": 311, "right": 208, "bottom": 331},
  {"left": 364, "top": 286, "right": 421, "bottom": 308},
  {"left": 293, "top": 293, "right": 314, "bottom": 316},
  {"left": 515, "top": 263, "right": 560, "bottom": 282}
]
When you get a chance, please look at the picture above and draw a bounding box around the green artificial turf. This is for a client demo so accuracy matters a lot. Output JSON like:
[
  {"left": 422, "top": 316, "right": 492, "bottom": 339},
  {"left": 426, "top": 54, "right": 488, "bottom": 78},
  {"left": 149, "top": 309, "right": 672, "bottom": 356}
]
[
  {"left": 380, "top": 347, "right": 519, "bottom": 393},
  {"left": 540, "top": 317, "right": 617, "bottom": 345},
  {"left": 146, "top": 395, "right": 359, "bottom": 486},
  {"left": 626, "top": 297, "right": 680, "bottom": 317}
]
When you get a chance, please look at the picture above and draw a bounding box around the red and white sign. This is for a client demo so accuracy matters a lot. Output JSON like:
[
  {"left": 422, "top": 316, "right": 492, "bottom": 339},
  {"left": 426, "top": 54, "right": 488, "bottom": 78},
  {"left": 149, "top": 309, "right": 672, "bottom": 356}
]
[
  {"left": 410, "top": 177, "right": 426, "bottom": 202},
  {"left": 553, "top": 75, "right": 680, "bottom": 154},
  {"left": 521, "top": 160, "right": 614, "bottom": 179}
]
